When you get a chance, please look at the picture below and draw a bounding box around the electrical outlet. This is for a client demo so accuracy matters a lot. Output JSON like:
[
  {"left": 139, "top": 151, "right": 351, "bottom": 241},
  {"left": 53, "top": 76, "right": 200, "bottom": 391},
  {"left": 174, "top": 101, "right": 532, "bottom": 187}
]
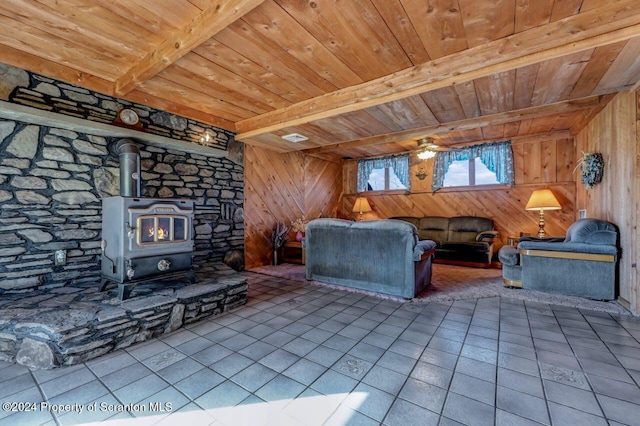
[{"left": 54, "top": 249, "right": 67, "bottom": 266}]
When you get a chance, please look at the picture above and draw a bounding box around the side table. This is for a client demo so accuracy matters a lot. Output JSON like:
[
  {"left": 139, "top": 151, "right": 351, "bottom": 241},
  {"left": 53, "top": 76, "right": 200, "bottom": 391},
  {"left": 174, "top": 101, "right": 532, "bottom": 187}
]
[
  {"left": 507, "top": 236, "right": 520, "bottom": 247},
  {"left": 282, "top": 241, "right": 305, "bottom": 264}
]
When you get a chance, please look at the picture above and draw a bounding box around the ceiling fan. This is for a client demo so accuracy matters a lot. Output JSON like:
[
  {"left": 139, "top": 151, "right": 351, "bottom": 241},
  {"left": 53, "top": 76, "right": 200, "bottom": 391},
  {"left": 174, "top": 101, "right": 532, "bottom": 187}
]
[{"left": 416, "top": 137, "right": 461, "bottom": 159}]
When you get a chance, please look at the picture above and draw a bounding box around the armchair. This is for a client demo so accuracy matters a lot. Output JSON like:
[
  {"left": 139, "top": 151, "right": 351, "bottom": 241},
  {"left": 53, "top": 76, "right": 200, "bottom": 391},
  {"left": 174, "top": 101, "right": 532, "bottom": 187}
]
[{"left": 498, "top": 218, "right": 619, "bottom": 300}]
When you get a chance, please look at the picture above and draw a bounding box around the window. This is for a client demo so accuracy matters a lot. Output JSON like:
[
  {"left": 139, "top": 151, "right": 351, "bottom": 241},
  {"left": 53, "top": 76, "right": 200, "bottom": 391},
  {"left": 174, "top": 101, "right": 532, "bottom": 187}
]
[
  {"left": 443, "top": 157, "right": 500, "bottom": 187},
  {"left": 366, "top": 167, "right": 407, "bottom": 191},
  {"left": 432, "top": 141, "right": 515, "bottom": 191},
  {"left": 357, "top": 154, "right": 410, "bottom": 192}
]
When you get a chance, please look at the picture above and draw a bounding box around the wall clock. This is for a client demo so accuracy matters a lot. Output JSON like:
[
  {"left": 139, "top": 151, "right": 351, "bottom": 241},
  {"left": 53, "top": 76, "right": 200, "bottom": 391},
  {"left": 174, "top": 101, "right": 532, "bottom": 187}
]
[{"left": 118, "top": 108, "right": 139, "bottom": 126}]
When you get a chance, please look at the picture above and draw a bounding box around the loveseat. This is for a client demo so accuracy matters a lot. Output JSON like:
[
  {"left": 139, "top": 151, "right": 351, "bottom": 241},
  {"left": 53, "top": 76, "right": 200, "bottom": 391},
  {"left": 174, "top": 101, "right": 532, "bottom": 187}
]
[
  {"left": 392, "top": 216, "right": 498, "bottom": 267},
  {"left": 304, "top": 218, "right": 437, "bottom": 299},
  {"left": 498, "top": 218, "right": 619, "bottom": 300}
]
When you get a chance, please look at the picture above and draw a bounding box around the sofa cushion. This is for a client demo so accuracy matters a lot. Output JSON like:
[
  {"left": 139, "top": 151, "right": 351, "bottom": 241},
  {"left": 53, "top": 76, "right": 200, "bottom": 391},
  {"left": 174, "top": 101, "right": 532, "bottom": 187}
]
[
  {"left": 436, "top": 245, "right": 492, "bottom": 264},
  {"left": 418, "top": 216, "right": 449, "bottom": 244},
  {"left": 440, "top": 241, "right": 490, "bottom": 253},
  {"left": 447, "top": 216, "right": 494, "bottom": 243}
]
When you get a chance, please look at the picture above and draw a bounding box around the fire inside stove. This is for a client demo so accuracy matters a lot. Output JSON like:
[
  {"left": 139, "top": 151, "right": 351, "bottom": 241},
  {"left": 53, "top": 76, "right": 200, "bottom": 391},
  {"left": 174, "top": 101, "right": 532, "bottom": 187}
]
[{"left": 138, "top": 215, "right": 187, "bottom": 244}]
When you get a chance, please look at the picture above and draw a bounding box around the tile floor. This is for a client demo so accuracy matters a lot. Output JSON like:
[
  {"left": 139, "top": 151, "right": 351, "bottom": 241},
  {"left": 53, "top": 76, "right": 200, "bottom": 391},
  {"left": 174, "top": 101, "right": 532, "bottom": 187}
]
[{"left": 1, "top": 271, "right": 640, "bottom": 425}]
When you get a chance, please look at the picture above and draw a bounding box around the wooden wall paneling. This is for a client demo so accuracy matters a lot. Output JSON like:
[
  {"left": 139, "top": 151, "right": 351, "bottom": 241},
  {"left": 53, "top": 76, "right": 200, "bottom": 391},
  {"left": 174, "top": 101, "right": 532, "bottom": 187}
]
[
  {"left": 244, "top": 145, "right": 305, "bottom": 268},
  {"left": 512, "top": 143, "right": 526, "bottom": 184},
  {"left": 522, "top": 141, "right": 543, "bottom": 183},
  {"left": 575, "top": 90, "right": 638, "bottom": 313},
  {"left": 304, "top": 155, "right": 343, "bottom": 219},
  {"left": 556, "top": 138, "right": 576, "bottom": 182},
  {"left": 245, "top": 145, "right": 344, "bottom": 268},
  {"left": 411, "top": 155, "right": 434, "bottom": 193},
  {"left": 636, "top": 92, "right": 640, "bottom": 318},
  {"left": 540, "top": 138, "right": 557, "bottom": 182},
  {"left": 343, "top": 161, "right": 357, "bottom": 195}
]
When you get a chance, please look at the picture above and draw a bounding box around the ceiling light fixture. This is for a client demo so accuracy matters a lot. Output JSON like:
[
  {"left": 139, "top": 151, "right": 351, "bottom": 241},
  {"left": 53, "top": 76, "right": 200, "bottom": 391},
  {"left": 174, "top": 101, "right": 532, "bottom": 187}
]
[
  {"left": 199, "top": 129, "right": 214, "bottom": 146},
  {"left": 417, "top": 137, "right": 438, "bottom": 160},
  {"left": 281, "top": 133, "right": 309, "bottom": 143},
  {"left": 417, "top": 149, "right": 436, "bottom": 160}
]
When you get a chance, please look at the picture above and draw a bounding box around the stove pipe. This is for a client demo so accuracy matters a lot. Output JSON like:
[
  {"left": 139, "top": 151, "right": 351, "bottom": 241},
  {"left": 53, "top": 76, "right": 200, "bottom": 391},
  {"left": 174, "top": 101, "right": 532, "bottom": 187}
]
[{"left": 115, "top": 138, "right": 141, "bottom": 197}]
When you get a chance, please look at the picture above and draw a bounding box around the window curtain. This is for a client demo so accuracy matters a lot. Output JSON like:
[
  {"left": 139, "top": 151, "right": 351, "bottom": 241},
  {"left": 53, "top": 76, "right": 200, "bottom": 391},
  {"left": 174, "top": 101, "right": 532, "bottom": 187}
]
[
  {"left": 357, "top": 154, "right": 410, "bottom": 192},
  {"left": 431, "top": 140, "right": 515, "bottom": 192}
]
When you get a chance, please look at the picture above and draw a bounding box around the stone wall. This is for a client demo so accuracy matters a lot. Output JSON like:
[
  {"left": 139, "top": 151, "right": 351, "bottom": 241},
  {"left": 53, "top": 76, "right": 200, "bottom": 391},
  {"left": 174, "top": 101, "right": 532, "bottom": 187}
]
[
  {"left": 0, "top": 62, "right": 232, "bottom": 149},
  {"left": 0, "top": 120, "right": 244, "bottom": 291},
  {"left": 0, "top": 64, "right": 244, "bottom": 292}
]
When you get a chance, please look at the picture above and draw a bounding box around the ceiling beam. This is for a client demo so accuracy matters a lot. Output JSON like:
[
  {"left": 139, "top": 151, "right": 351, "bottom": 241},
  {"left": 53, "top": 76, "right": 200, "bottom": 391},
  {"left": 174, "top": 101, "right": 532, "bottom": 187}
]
[
  {"left": 408, "top": 130, "right": 574, "bottom": 150},
  {"left": 114, "top": 0, "right": 266, "bottom": 96},
  {"left": 302, "top": 95, "right": 613, "bottom": 155},
  {"left": 235, "top": 0, "right": 640, "bottom": 140}
]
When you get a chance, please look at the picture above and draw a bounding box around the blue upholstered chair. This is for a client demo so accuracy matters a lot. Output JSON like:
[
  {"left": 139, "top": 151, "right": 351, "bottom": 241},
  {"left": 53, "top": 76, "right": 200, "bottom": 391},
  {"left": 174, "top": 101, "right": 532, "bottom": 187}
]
[{"left": 498, "top": 218, "right": 619, "bottom": 300}]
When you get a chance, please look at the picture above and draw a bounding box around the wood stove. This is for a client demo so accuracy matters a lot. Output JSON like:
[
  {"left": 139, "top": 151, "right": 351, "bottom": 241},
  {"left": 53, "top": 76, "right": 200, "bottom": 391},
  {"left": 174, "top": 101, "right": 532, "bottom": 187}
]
[{"left": 100, "top": 139, "right": 195, "bottom": 300}]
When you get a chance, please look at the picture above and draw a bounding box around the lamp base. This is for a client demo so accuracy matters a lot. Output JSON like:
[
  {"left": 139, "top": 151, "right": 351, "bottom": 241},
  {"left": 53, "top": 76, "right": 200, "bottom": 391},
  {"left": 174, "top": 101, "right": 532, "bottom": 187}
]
[{"left": 537, "top": 210, "right": 546, "bottom": 238}]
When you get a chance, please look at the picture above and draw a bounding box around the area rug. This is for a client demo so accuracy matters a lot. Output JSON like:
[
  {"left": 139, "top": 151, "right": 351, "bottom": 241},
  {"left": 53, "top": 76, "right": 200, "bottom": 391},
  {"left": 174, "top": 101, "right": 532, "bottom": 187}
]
[{"left": 248, "top": 263, "right": 631, "bottom": 315}]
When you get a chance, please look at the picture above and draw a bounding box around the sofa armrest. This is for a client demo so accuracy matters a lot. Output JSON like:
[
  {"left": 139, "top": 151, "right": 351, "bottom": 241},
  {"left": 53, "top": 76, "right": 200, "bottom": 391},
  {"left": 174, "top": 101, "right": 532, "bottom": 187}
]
[
  {"left": 519, "top": 241, "right": 617, "bottom": 258},
  {"left": 476, "top": 230, "right": 499, "bottom": 242},
  {"left": 498, "top": 245, "right": 519, "bottom": 266},
  {"left": 414, "top": 240, "right": 437, "bottom": 261}
]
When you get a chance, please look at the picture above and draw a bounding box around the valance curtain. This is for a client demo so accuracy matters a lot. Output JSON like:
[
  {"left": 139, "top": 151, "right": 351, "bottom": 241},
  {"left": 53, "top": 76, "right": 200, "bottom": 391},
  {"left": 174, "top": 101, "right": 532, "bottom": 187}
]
[
  {"left": 357, "top": 154, "right": 410, "bottom": 192},
  {"left": 431, "top": 140, "right": 515, "bottom": 192}
]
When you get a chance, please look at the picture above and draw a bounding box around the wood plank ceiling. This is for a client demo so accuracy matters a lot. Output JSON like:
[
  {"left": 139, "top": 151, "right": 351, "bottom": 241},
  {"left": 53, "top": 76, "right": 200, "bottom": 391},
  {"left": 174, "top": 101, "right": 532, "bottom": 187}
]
[{"left": 1, "top": 0, "right": 639, "bottom": 160}]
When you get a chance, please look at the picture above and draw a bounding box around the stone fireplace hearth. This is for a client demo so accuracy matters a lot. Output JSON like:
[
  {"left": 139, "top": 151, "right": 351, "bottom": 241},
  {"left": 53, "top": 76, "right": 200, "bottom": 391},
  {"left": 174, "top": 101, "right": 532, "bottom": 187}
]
[{"left": 0, "top": 262, "right": 247, "bottom": 369}]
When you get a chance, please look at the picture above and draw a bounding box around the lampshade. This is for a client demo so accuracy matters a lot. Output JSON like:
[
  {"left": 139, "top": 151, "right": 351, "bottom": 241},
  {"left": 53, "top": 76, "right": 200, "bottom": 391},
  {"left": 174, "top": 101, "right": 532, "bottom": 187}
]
[
  {"left": 352, "top": 197, "right": 372, "bottom": 213},
  {"left": 525, "top": 189, "right": 561, "bottom": 211}
]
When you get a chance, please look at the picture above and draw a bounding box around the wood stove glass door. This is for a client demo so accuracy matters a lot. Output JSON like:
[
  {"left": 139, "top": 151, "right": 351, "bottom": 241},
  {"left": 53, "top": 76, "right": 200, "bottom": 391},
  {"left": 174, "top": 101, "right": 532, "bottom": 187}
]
[
  {"left": 137, "top": 215, "right": 188, "bottom": 245},
  {"left": 140, "top": 217, "right": 156, "bottom": 243}
]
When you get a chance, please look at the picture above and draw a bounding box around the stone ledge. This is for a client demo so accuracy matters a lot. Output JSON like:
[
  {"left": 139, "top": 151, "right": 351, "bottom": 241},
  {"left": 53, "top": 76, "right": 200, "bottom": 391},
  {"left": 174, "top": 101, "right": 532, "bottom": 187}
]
[{"left": 0, "top": 263, "right": 247, "bottom": 369}]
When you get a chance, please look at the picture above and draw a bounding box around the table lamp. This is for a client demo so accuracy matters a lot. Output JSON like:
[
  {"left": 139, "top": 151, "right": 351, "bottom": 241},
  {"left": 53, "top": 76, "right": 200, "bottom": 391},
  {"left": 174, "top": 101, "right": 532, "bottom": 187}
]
[
  {"left": 525, "top": 189, "right": 561, "bottom": 238},
  {"left": 352, "top": 197, "right": 372, "bottom": 221}
]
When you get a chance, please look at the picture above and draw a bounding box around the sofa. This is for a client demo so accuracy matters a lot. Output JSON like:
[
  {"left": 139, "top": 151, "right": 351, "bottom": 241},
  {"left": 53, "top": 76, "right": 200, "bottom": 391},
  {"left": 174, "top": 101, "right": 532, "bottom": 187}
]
[
  {"left": 498, "top": 218, "right": 619, "bottom": 300},
  {"left": 392, "top": 216, "right": 498, "bottom": 267},
  {"left": 304, "top": 218, "right": 437, "bottom": 299}
]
